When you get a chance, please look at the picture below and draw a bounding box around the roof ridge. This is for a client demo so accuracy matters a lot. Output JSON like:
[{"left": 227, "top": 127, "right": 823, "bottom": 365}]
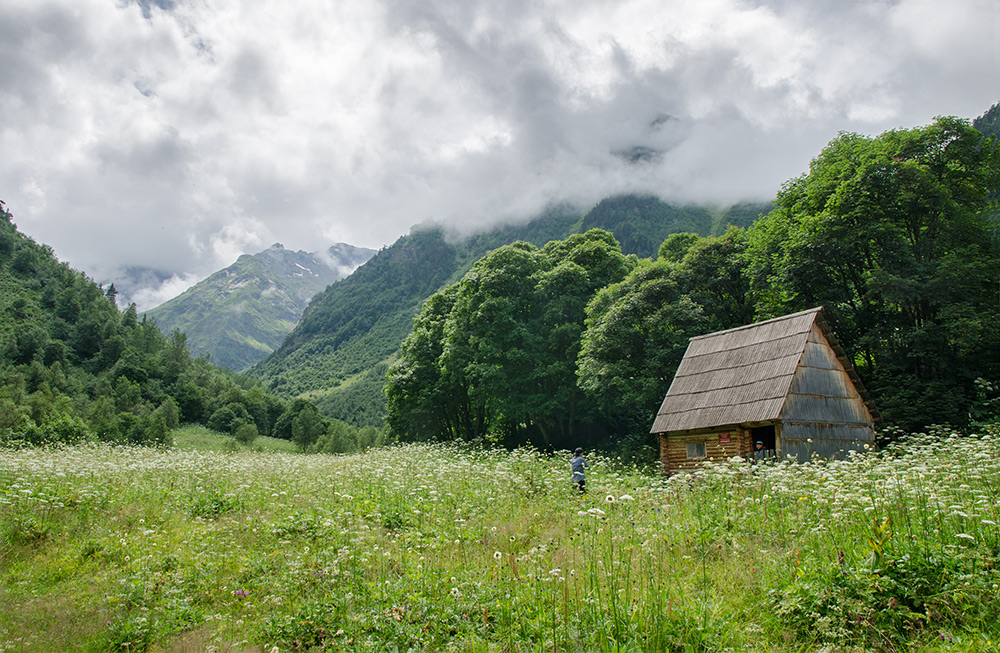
[{"left": 688, "top": 306, "right": 823, "bottom": 342}]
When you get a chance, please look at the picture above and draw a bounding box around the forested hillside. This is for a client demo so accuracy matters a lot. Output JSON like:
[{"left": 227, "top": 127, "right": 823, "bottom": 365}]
[
  {"left": 974, "top": 101, "right": 1000, "bottom": 140},
  {"left": 385, "top": 116, "right": 1000, "bottom": 448},
  {"left": 578, "top": 196, "right": 712, "bottom": 257},
  {"left": 249, "top": 196, "right": 742, "bottom": 426},
  {"left": 0, "top": 203, "right": 378, "bottom": 452},
  {"left": 147, "top": 242, "right": 374, "bottom": 371}
]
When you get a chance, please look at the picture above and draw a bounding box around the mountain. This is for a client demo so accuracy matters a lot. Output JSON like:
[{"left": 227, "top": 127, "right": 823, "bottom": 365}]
[
  {"left": 146, "top": 242, "right": 374, "bottom": 371},
  {"left": 0, "top": 200, "right": 295, "bottom": 446},
  {"left": 579, "top": 196, "right": 713, "bottom": 257},
  {"left": 249, "top": 194, "right": 759, "bottom": 426},
  {"left": 974, "top": 101, "right": 1000, "bottom": 140}
]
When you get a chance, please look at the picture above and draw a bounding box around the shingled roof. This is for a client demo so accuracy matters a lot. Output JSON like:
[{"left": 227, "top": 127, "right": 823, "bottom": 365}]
[{"left": 650, "top": 306, "right": 877, "bottom": 434}]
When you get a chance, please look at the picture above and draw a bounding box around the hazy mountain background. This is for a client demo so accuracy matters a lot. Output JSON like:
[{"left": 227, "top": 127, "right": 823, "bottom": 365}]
[{"left": 146, "top": 243, "right": 374, "bottom": 371}]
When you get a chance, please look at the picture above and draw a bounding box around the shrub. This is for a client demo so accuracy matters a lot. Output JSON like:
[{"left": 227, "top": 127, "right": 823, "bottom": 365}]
[
  {"left": 6, "top": 412, "right": 94, "bottom": 445},
  {"left": 234, "top": 422, "right": 258, "bottom": 445},
  {"left": 207, "top": 403, "right": 252, "bottom": 435}
]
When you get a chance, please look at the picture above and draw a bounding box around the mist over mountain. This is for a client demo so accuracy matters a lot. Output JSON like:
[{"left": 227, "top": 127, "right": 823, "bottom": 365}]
[{"left": 146, "top": 242, "right": 374, "bottom": 371}]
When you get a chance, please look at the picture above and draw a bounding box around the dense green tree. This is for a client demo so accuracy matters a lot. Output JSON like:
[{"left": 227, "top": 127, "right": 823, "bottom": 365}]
[
  {"left": 313, "top": 419, "right": 356, "bottom": 453},
  {"left": 745, "top": 117, "right": 1000, "bottom": 430},
  {"left": 291, "top": 403, "right": 326, "bottom": 450},
  {"left": 524, "top": 231, "right": 632, "bottom": 446},
  {"left": 385, "top": 230, "right": 630, "bottom": 448},
  {"left": 207, "top": 402, "right": 253, "bottom": 435},
  {"left": 233, "top": 422, "right": 259, "bottom": 445},
  {"left": 576, "top": 258, "right": 708, "bottom": 435},
  {"left": 173, "top": 380, "right": 207, "bottom": 423},
  {"left": 384, "top": 289, "right": 464, "bottom": 440},
  {"left": 156, "top": 396, "right": 180, "bottom": 430},
  {"left": 272, "top": 397, "right": 318, "bottom": 441},
  {"left": 658, "top": 232, "right": 701, "bottom": 263},
  {"left": 437, "top": 241, "right": 546, "bottom": 441},
  {"left": 676, "top": 226, "right": 755, "bottom": 332}
]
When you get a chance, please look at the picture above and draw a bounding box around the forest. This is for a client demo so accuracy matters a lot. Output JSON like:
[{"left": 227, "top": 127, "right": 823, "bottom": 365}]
[
  {"left": 385, "top": 116, "right": 1000, "bottom": 451},
  {"left": 0, "top": 204, "right": 376, "bottom": 453}
]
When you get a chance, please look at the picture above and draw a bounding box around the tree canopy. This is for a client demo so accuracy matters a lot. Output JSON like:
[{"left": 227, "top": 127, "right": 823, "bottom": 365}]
[
  {"left": 745, "top": 117, "right": 1000, "bottom": 429},
  {"left": 385, "top": 230, "right": 632, "bottom": 449}
]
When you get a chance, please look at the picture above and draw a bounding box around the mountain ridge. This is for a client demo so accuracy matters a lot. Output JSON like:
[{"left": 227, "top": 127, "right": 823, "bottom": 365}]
[{"left": 147, "top": 242, "right": 375, "bottom": 371}]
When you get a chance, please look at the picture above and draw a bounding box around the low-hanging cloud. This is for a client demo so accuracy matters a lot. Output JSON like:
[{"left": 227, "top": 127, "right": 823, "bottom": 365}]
[{"left": 1, "top": 0, "right": 996, "bottom": 310}]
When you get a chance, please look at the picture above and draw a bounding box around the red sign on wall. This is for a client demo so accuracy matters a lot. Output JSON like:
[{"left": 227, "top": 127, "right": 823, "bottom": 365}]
[{"left": 718, "top": 432, "right": 732, "bottom": 444}]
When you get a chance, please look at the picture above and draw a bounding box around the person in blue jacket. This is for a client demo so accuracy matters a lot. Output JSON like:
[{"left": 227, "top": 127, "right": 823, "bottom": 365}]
[{"left": 570, "top": 448, "right": 589, "bottom": 494}]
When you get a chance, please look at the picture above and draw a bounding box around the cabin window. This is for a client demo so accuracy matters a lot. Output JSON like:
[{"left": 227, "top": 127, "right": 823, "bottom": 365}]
[{"left": 686, "top": 442, "right": 706, "bottom": 459}]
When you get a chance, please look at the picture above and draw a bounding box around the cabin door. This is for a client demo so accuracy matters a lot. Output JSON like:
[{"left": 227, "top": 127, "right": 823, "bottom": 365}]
[{"left": 751, "top": 425, "right": 777, "bottom": 458}]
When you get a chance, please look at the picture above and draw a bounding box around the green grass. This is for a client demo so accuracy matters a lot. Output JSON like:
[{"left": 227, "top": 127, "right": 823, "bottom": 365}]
[
  {"left": 2, "top": 426, "right": 1000, "bottom": 651},
  {"left": 171, "top": 424, "right": 300, "bottom": 454}
]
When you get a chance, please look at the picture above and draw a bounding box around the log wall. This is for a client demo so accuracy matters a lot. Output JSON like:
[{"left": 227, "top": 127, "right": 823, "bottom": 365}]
[{"left": 660, "top": 427, "right": 749, "bottom": 475}]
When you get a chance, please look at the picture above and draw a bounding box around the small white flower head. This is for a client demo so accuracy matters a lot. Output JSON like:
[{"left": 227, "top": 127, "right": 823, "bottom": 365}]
[
  {"left": 494, "top": 551, "right": 503, "bottom": 561},
  {"left": 619, "top": 494, "right": 634, "bottom": 502},
  {"left": 605, "top": 495, "right": 616, "bottom": 503}
]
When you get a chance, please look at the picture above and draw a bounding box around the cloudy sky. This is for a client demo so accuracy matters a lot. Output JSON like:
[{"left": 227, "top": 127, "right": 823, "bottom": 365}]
[{"left": 1, "top": 0, "right": 997, "bottom": 309}]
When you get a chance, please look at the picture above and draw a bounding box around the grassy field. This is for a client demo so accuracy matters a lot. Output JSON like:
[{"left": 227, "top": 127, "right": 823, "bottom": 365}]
[
  {"left": 171, "top": 425, "right": 300, "bottom": 454},
  {"left": 2, "top": 426, "right": 1000, "bottom": 652}
]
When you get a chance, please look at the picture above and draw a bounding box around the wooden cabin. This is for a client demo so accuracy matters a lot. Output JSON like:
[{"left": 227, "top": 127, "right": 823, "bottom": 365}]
[{"left": 650, "top": 307, "right": 879, "bottom": 475}]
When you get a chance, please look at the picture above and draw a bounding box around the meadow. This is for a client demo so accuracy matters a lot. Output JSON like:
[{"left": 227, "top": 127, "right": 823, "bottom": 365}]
[{"left": 2, "top": 426, "right": 1000, "bottom": 652}]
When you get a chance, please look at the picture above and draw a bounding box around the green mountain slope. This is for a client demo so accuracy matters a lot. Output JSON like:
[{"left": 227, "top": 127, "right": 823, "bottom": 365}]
[
  {"left": 974, "top": 102, "right": 1000, "bottom": 222},
  {"left": 250, "top": 195, "right": 756, "bottom": 426},
  {"left": 580, "top": 195, "right": 712, "bottom": 257},
  {"left": 974, "top": 101, "right": 1000, "bottom": 140},
  {"left": 0, "top": 201, "right": 295, "bottom": 446},
  {"left": 713, "top": 201, "right": 775, "bottom": 233},
  {"left": 146, "top": 243, "right": 374, "bottom": 371}
]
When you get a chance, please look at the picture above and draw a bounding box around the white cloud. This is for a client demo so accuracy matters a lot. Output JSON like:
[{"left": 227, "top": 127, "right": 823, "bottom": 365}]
[
  {"left": 128, "top": 272, "right": 201, "bottom": 313},
  {"left": 0, "top": 0, "right": 996, "bottom": 306}
]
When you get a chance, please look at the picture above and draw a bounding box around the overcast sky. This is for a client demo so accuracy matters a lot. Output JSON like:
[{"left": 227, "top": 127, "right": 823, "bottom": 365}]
[{"left": 1, "top": 0, "right": 997, "bottom": 309}]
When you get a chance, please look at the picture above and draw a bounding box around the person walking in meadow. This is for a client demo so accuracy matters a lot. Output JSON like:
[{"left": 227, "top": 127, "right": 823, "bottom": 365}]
[{"left": 570, "top": 447, "right": 589, "bottom": 494}]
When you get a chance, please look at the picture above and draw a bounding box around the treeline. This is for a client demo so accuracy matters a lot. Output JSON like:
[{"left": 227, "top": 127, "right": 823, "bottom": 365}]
[
  {"left": 385, "top": 117, "right": 1000, "bottom": 450},
  {"left": 0, "top": 203, "right": 372, "bottom": 452}
]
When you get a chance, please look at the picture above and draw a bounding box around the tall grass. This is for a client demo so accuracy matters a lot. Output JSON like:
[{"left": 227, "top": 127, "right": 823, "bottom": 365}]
[{"left": 2, "top": 426, "right": 999, "bottom": 651}]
